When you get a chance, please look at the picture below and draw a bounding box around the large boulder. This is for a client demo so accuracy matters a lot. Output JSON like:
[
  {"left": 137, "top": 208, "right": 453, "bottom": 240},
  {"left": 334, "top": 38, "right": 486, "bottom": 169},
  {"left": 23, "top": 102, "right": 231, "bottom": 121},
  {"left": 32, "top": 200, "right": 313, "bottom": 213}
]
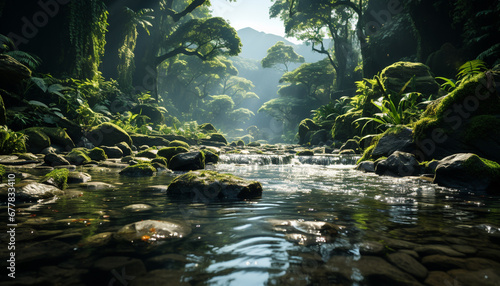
[
  {"left": 22, "top": 128, "right": 51, "bottom": 154},
  {"left": 168, "top": 151, "right": 205, "bottom": 171},
  {"left": 380, "top": 61, "right": 441, "bottom": 95},
  {"left": 433, "top": 153, "right": 500, "bottom": 193},
  {"left": 44, "top": 153, "right": 71, "bottom": 167},
  {"left": 0, "top": 55, "right": 31, "bottom": 93},
  {"left": 39, "top": 127, "right": 75, "bottom": 150},
  {"left": 201, "top": 133, "right": 228, "bottom": 147},
  {"left": 65, "top": 149, "right": 91, "bottom": 165},
  {"left": 375, "top": 151, "right": 421, "bottom": 177},
  {"left": 340, "top": 139, "right": 361, "bottom": 154},
  {"left": 167, "top": 170, "right": 263, "bottom": 201},
  {"left": 87, "top": 123, "right": 132, "bottom": 147},
  {"left": 372, "top": 127, "right": 415, "bottom": 158},
  {"left": 12, "top": 182, "right": 64, "bottom": 201},
  {"left": 198, "top": 123, "right": 218, "bottom": 134},
  {"left": 413, "top": 72, "right": 500, "bottom": 162}
]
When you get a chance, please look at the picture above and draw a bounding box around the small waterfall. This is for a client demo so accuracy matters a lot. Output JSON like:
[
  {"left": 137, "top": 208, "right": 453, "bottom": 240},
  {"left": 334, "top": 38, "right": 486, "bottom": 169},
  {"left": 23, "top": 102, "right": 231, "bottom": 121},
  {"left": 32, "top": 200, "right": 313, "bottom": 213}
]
[
  {"left": 219, "top": 154, "right": 359, "bottom": 165},
  {"left": 219, "top": 154, "right": 294, "bottom": 165}
]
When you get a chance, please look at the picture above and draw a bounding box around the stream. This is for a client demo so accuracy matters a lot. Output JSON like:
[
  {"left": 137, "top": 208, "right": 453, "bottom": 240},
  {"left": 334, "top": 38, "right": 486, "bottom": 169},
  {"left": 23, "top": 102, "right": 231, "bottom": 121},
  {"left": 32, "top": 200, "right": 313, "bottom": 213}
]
[{"left": 2, "top": 153, "right": 500, "bottom": 285}]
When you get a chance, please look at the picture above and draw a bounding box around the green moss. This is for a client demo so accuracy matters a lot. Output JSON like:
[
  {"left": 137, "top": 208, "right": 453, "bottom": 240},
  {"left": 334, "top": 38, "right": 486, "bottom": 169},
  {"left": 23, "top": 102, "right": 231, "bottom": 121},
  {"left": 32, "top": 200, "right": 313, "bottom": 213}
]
[
  {"left": 201, "top": 149, "right": 219, "bottom": 164},
  {"left": 331, "top": 110, "right": 363, "bottom": 142},
  {"left": 254, "top": 150, "right": 264, "bottom": 154},
  {"left": 171, "top": 170, "right": 244, "bottom": 185},
  {"left": 21, "top": 128, "right": 51, "bottom": 153},
  {"left": 88, "top": 147, "right": 107, "bottom": 161},
  {"left": 296, "top": 150, "right": 314, "bottom": 156},
  {"left": 65, "top": 148, "right": 92, "bottom": 165},
  {"left": 39, "top": 127, "right": 75, "bottom": 149},
  {"left": 199, "top": 123, "right": 218, "bottom": 133},
  {"left": 464, "top": 115, "right": 500, "bottom": 143},
  {"left": 374, "top": 156, "right": 387, "bottom": 165},
  {"left": 248, "top": 142, "right": 261, "bottom": 147},
  {"left": 40, "top": 169, "right": 69, "bottom": 190},
  {"left": 413, "top": 72, "right": 500, "bottom": 141},
  {"left": 119, "top": 163, "right": 157, "bottom": 177},
  {"left": 152, "top": 156, "right": 169, "bottom": 166},
  {"left": 227, "top": 150, "right": 241, "bottom": 154},
  {"left": 0, "top": 164, "right": 5, "bottom": 182},
  {"left": 357, "top": 145, "right": 375, "bottom": 164},
  {"left": 136, "top": 147, "right": 158, "bottom": 158},
  {"left": 13, "top": 153, "right": 38, "bottom": 160},
  {"left": 168, "top": 140, "right": 190, "bottom": 149},
  {"left": 209, "top": 133, "right": 228, "bottom": 145},
  {"left": 236, "top": 139, "right": 245, "bottom": 147},
  {"left": 463, "top": 154, "right": 500, "bottom": 179},
  {"left": 157, "top": 147, "right": 189, "bottom": 161}
]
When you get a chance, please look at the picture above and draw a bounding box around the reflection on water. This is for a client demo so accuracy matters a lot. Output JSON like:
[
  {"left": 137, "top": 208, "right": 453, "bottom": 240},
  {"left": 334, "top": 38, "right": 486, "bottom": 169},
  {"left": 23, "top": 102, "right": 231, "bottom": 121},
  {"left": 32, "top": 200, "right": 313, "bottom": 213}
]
[{"left": 3, "top": 155, "right": 500, "bottom": 285}]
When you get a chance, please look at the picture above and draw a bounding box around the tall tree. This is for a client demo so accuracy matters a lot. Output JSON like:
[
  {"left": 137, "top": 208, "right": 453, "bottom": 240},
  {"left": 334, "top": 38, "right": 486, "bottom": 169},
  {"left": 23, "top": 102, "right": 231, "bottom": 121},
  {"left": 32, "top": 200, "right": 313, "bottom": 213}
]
[
  {"left": 270, "top": 0, "right": 365, "bottom": 90},
  {"left": 261, "top": 41, "right": 305, "bottom": 72}
]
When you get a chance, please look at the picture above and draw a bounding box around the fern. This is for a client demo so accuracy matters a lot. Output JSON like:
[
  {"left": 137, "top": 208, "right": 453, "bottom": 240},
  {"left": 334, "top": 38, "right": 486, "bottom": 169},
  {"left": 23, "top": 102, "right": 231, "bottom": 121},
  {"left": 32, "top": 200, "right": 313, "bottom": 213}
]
[{"left": 456, "top": 59, "right": 487, "bottom": 82}]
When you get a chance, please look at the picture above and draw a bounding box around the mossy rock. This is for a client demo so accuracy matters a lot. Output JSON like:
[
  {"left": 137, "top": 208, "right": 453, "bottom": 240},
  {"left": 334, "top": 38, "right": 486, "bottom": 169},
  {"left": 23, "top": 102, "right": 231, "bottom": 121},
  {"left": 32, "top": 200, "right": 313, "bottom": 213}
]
[
  {"left": 298, "top": 118, "right": 320, "bottom": 145},
  {"left": 434, "top": 153, "right": 500, "bottom": 193},
  {"left": 208, "top": 133, "right": 228, "bottom": 145},
  {"left": 130, "top": 134, "right": 169, "bottom": 148},
  {"left": 87, "top": 122, "right": 132, "bottom": 147},
  {"left": 152, "top": 156, "right": 169, "bottom": 166},
  {"left": 168, "top": 151, "right": 205, "bottom": 171},
  {"left": 357, "top": 145, "right": 376, "bottom": 164},
  {"left": 236, "top": 139, "right": 245, "bottom": 147},
  {"left": 297, "top": 150, "right": 314, "bottom": 156},
  {"left": 136, "top": 148, "right": 158, "bottom": 158},
  {"left": 40, "top": 168, "right": 69, "bottom": 190},
  {"left": 413, "top": 72, "right": 500, "bottom": 161},
  {"left": 201, "top": 149, "right": 219, "bottom": 164},
  {"left": 65, "top": 148, "right": 92, "bottom": 165},
  {"left": 0, "top": 164, "right": 5, "bottom": 182},
  {"left": 21, "top": 128, "right": 51, "bottom": 154},
  {"left": 168, "top": 140, "right": 190, "bottom": 149},
  {"left": 39, "top": 127, "right": 75, "bottom": 149},
  {"left": 167, "top": 170, "right": 263, "bottom": 201},
  {"left": 248, "top": 141, "right": 261, "bottom": 147},
  {"left": 157, "top": 147, "right": 189, "bottom": 161},
  {"left": 199, "top": 123, "right": 218, "bottom": 134},
  {"left": 380, "top": 61, "right": 441, "bottom": 95},
  {"left": 88, "top": 147, "right": 107, "bottom": 161},
  {"left": 331, "top": 111, "right": 363, "bottom": 143},
  {"left": 115, "top": 142, "right": 133, "bottom": 156},
  {"left": 119, "top": 163, "right": 157, "bottom": 177}
]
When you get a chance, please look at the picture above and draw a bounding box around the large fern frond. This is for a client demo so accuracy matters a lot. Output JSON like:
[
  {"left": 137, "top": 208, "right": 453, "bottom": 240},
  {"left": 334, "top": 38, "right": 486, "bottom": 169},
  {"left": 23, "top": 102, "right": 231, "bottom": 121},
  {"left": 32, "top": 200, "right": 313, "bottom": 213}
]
[{"left": 5, "top": 50, "right": 42, "bottom": 70}]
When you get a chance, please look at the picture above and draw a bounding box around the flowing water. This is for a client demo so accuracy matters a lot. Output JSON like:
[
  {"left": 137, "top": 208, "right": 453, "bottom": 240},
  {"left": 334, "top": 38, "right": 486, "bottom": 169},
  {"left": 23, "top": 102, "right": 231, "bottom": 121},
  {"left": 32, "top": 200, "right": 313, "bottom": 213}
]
[{"left": 2, "top": 154, "right": 500, "bottom": 285}]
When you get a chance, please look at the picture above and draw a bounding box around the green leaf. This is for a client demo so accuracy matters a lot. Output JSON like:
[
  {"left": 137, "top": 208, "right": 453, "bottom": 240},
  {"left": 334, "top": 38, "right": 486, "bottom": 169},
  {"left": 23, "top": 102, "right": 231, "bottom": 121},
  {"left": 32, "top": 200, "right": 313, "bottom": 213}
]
[{"left": 28, "top": 100, "right": 49, "bottom": 108}]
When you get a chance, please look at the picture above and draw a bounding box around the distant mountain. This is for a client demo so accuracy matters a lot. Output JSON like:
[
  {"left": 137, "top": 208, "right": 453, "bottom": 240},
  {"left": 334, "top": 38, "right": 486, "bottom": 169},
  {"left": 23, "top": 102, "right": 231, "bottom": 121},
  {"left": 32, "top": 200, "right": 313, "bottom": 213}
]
[{"left": 236, "top": 27, "right": 327, "bottom": 63}]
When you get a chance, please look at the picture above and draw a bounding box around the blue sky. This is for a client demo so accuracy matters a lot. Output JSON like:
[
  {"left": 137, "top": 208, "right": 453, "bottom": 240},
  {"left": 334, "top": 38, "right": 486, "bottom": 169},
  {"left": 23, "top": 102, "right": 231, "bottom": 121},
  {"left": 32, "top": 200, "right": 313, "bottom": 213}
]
[{"left": 210, "top": 0, "right": 298, "bottom": 42}]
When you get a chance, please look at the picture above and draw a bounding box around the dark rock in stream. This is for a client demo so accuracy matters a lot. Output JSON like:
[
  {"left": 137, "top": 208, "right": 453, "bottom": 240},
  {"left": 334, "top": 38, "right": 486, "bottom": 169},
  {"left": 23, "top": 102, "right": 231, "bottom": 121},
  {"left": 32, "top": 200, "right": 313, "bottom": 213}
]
[
  {"left": 67, "top": 172, "right": 91, "bottom": 184},
  {"left": 433, "top": 153, "right": 500, "bottom": 192},
  {"left": 131, "top": 269, "right": 189, "bottom": 286},
  {"left": 372, "top": 127, "right": 415, "bottom": 158},
  {"left": 17, "top": 240, "right": 73, "bottom": 265},
  {"left": 168, "top": 151, "right": 205, "bottom": 171},
  {"left": 100, "top": 146, "right": 124, "bottom": 158},
  {"left": 448, "top": 268, "right": 500, "bottom": 286},
  {"left": 167, "top": 170, "right": 262, "bottom": 201},
  {"left": 90, "top": 256, "right": 147, "bottom": 283},
  {"left": 119, "top": 163, "right": 156, "bottom": 177},
  {"left": 356, "top": 161, "right": 375, "bottom": 172},
  {"left": 80, "top": 182, "right": 115, "bottom": 190},
  {"left": 115, "top": 141, "right": 133, "bottom": 156},
  {"left": 44, "top": 153, "right": 71, "bottom": 167},
  {"left": 375, "top": 151, "right": 421, "bottom": 177}
]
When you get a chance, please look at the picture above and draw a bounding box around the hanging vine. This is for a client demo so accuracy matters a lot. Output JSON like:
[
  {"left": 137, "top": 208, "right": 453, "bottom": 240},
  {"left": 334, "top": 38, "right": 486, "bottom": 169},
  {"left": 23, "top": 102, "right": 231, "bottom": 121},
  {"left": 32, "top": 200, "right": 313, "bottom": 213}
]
[{"left": 69, "top": 0, "right": 108, "bottom": 79}]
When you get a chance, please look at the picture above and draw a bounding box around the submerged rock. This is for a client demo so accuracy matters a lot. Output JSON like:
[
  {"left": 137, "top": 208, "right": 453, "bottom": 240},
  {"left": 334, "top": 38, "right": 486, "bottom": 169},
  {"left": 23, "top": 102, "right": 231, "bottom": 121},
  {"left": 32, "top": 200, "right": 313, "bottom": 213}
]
[
  {"left": 157, "top": 146, "right": 189, "bottom": 161},
  {"left": 434, "top": 153, "right": 500, "bottom": 192},
  {"left": 167, "top": 170, "right": 262, "bottom": 201},
  {"left": 67, "top": 172, "right": 91, "bottom": 184},
  {"left": 168, "top": 151, "right": 205, "bottom": 171},
  {"left": 123, "top": 204, "right": 153, "bottom": 212},
  {"left": 115, "top": 219, "right": 191, "bottom": 242},
  {"left": 14, "top": 182, "right": 65, "bottom": 201},
  {"left": 356, "top": 161, "right": 375, "bottom": 172}
]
